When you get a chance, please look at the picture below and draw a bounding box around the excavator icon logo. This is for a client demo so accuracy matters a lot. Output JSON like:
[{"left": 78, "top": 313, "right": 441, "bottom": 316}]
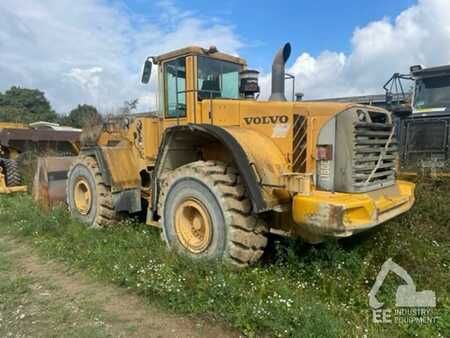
[{"left": 369, "top": 258, "right": 436, "bottom": 309}]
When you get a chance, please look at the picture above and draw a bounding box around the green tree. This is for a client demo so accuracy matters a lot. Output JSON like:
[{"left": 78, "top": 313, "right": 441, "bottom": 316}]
[
  {"left": 0, "top": 86, "right": 58, "bottom": 123},
  {"left": 64, "top": 104, "right": 102, "bottom": 128}
]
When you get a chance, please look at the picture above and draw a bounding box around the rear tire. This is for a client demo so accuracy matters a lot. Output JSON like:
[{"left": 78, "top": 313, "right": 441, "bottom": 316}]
[
  {"left": 0, "top": 158, "right": 21, "bottom": 187},
  {"left": 158, "top": 161, "right": 268, "bottom": 269},
  {"left": 66, "top": 156, "right": 120, "bottom": 228}
]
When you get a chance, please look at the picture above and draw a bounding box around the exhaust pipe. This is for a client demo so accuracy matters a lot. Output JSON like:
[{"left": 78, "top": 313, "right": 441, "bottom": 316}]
[{"left": 269, "top": 42, "right": 292, "bottom": 101}]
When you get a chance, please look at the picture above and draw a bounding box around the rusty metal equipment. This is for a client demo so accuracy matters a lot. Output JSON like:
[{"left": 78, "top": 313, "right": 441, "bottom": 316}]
[
  {"left": 385, "top": 65, "right": 450, "bottom": 176},
  {"left": 0, "top": 122, "right": 80, "bottom": 195},
  {"left": 33, "top": 156, "right": 77, "bottom": 209},
  {"left": 64, "top": 43, "right": 415, "bottom": 268},
  {"left": 0, "top": 123, "right": 80, "bottom": 158}
]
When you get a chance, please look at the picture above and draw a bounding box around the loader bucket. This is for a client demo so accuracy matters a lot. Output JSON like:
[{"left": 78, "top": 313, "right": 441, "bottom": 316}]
[{"left": 33, "top": 156, "right": 76, "bottom": 210}]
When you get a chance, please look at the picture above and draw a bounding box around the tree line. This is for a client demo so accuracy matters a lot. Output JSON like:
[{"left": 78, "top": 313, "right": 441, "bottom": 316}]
[{"left": 0, "top": 86, "right": 111, "bottom": 128}]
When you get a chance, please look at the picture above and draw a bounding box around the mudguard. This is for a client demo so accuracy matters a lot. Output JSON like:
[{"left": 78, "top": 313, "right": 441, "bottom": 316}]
[
  {"left": 154, "top": 124, "right": 290, "bottom": 214},
  {"left": 79, "top": 146, "right": 142, "bottom": 213}
]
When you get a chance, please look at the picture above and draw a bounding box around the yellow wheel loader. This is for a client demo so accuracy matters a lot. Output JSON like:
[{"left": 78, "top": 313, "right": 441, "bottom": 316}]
[
  {"left": 0, "top": 122, "right": 80, "bottom": 195},
  {"left": 66, "top": 43, "right": 415, "bottom": 268},
  {"left": 0, "top": 123, "right": 27, "bottom": 193},
  {"left": 0, "top": 157, "right": 26, "bottom": 193}
]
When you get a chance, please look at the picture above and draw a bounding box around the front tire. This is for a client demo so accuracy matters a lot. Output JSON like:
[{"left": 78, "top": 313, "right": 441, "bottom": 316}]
[
  {"left": 158, "top": 161, "right": 268, "bottom": 268},
  {"left": 66, "top": 156, "right": 119, "bottom": 227}
]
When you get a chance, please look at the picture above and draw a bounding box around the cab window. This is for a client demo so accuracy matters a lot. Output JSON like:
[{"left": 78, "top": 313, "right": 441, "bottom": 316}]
[
  {"left": 165, "top": 57, "right": 186, "bottom": 118},
  {"left": 414, "top": 75, "right": 450, "bottom": 110},
  {"left": 197, "top": 56, "right": 241, "bottom": 100}
]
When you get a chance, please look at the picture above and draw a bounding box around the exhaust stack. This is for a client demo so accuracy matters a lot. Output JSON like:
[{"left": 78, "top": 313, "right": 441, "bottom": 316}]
[{"left": 269, "top": 42, "right": 292, "bottom": 101}]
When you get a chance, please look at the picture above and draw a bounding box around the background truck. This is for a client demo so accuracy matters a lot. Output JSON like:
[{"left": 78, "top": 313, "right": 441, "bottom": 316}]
[
  {"left": 384, "top": 65, "right": 450, "bottom": 175},
  {"left": 309, "top": 64, "right": 450, "bottom": 176},
  {"left": 64, "top": 43, "right": 415, "bottom": 268}
]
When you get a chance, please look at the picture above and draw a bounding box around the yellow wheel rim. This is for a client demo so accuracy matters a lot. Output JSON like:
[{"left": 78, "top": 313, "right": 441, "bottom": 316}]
[
  {"left": 74, "top": 178, "right": 92, "bottom": 215},
  {"left": 175, "top": 198, "right": 212, "bottom": 253}
]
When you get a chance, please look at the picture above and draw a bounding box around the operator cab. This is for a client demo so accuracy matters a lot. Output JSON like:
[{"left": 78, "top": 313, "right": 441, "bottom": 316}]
[
  {"left": 397, "top": 64, "right": 450, "bottom": 173},
  {"left": 141, "top": 46, "right": 247, "bottom": 120},
  {"left": 411, "top": 64, "right": 450, "bottom": 116}
]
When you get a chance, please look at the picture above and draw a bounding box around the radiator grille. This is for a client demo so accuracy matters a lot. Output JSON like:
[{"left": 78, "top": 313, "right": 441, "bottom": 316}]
[
  {"left": 293, "top": 114, "right": 307, "bottom": 172},
  {"left": 352, "top": 111, "right": 397, "bottom": 191}
]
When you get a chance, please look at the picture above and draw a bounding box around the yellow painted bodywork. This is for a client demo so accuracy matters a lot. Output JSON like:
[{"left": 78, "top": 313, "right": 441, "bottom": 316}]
[
  {"left": 292, "top": 180, "right": 415, "bottom": 240},
  {"left": 101, "top": 146, "right": 141, "bottom": 191},
  {"left": 0, "top": 123, "right": 28, "bottom": 193},
  {"left": 223, "top": 126, "right": 291, "bottom": 208},
  {"left": 96, "top": 116, "right": 161, "bottom": 193},
  {"left": 73, "top": 178, "right": 92, "bottom": 215},
  {"left": 0, "top": 171, "right": 27, "bottom": 194},
  {"left": 92, "top": 45, "right": 415, "bottom": 241},
  {"left": 0, "top": 123, "right": 28, "bottom": 129}
]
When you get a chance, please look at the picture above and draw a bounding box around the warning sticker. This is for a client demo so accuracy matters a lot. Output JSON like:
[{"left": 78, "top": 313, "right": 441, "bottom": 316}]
[{"left": 272, "top": 123, "right": 290, "bottom": 138}]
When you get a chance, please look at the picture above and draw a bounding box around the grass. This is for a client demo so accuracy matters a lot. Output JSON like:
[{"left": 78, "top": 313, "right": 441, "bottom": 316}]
[{"left": 0, "top": 179, "right": 449, "bottom": 337}]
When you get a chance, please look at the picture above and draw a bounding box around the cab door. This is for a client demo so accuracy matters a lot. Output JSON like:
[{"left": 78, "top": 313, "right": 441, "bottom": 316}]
[{"left": 162, "top": 56, "right": 196, "bottom": 128}]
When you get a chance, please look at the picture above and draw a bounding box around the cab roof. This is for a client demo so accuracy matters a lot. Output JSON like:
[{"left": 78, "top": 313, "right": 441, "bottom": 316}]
[
  {"left": 153, "top": 46, "right": 246, "bottom": 66},
  {"left": 412, "top": 64, "right": 450, "bottom": 79}
]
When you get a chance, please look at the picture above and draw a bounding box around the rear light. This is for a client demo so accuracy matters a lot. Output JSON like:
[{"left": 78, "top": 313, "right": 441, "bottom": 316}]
[{"left": 316, "top": 145, "right": 333, "bottom": 160}]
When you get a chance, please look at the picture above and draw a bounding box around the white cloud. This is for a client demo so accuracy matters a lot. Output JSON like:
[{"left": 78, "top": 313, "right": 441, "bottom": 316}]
[
  {"left": 66, "top": 67, "right": 103, "bottom": 100},
  {"left": 0, "top": 0, "right": 242, "bottom": 113},
  {"left": 260, "top": 0, "right": 450, "bottom": 100}
]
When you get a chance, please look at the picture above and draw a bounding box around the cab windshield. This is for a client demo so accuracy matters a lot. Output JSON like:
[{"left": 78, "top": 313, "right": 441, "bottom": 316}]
[
  {"left": 414, "top": 75, "right": 450, "bottom": 110},
  {"left": 197, "top": 56, "right": 242, "bottom": 100}
]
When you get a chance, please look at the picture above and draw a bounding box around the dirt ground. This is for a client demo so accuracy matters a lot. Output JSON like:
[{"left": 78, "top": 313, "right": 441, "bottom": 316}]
[{"left": 0, "top": 235, "right": 240, "bottom": 338}]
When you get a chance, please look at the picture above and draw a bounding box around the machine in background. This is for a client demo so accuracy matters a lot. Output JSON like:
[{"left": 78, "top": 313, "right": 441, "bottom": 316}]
[
  {"left": 0, "top": 122, "right": 80, "bottom": 194},
  {"left": 384, "top": 65, "right": 450, "bottom": 175}
]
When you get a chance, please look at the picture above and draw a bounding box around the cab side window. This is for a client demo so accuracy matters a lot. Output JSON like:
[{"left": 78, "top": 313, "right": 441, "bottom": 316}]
[
  {"left": 197, "top": 56, "right": 240, "bottom": 100},
  {"left": 165, "top": 57, "right": 186, "bottom": 118}
]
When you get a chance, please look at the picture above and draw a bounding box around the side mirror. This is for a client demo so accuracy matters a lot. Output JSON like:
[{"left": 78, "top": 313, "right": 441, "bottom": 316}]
[{"left": 141, "top": 58, "right": 153, "bottom": 84}]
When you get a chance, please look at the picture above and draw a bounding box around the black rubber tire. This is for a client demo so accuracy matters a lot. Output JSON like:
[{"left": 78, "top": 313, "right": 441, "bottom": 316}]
[
  {"left": 66, "top": 156, "right": 120, "bottom": 228},
  {"left": 158, "top": 161, "right": 268, "bottom": 269},
  {"left": 0, "top": 158, "right": 22, "bottom": 187}
]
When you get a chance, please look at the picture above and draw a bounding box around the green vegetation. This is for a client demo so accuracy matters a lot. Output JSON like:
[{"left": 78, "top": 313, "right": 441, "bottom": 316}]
[
  {"left": 0, "top": 86, "right": 58, "bottom": 123},
  {"left": 0, "top": 180, "right": 449, "bottom": 337},
  {"left": 60, "top": 104, "right": 103, "bottom": 128},
  {"left": 0, "top": 86, "right": 102, "bottom": 127}
]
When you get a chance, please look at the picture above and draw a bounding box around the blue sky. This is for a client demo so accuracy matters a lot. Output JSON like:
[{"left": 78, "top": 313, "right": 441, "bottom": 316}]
[
  {"left": 1, "top": 0, "right": 449, "bottom": 112},
  {"left": 123, "top": 0, "right": 416, "bottom": 70}
]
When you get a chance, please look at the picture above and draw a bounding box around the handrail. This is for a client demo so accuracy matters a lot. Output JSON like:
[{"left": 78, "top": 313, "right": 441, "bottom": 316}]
[{"left": 175, "top": 89, "right": 222, "bottom": 125}]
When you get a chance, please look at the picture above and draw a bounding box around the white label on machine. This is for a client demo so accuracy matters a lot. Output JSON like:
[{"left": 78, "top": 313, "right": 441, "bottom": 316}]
[
  {"left": 319, "top": 160, "right": 331, "bottom": 181},
  {"left": 272, "top": 123, "right": 290, "bottom": 138}
]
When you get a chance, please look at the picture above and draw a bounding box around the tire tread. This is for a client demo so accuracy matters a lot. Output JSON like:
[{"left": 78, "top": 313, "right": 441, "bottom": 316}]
[
  {"left": 158, "top": 160, "right": 268, "bottom": 269},
  {"left": 67, "top": 156, "right": 120, "bottom": 228},
  {"left": 0, "top": 158, "right": 22, "bottom": 187}
]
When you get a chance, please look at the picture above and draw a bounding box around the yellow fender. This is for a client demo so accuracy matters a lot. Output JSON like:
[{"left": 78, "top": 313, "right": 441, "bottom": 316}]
[
  {"left": 154, "top": 124, "right": 291, "bottom": 213},
  {"left": 224, "top": 126, "right": 291, "bottom": 209}
]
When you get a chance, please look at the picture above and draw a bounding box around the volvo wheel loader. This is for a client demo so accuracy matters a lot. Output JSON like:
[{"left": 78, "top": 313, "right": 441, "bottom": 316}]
[{"left": 66, "top": 43, "right": 415, "bottom": 268}]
